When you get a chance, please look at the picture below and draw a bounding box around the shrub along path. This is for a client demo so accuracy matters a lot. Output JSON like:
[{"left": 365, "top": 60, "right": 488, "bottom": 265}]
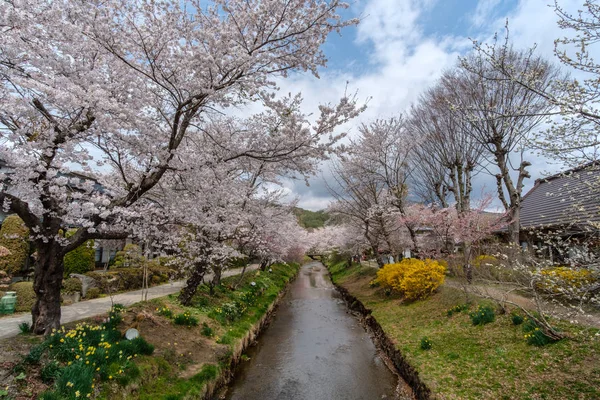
[{"left": 0, "top": 265, "right": 258, "bottom": 339}]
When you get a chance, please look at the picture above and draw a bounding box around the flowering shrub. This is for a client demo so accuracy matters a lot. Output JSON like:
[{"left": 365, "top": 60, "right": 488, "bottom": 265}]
[
  {"left": 522, "top": 318, "right": 557, "bottom": 346},
  {"left": 472, "top": 255, "right": 498, "bottom": 267},
  {"left": 156, "top": 306, "right": 173, "bottom": 319},
  {"left": 420, "top": 337, "right": 432, "bottom": 350},
  {"left": 376, "top": 259, "right": 446, "bottom": 301},
  {"left": 216, "top": 301, "right": 247, "bottom": 323},
  {"left": 238, "top": 291, "right": 257, "bottom": 307},
  {"left": 446, "top": 303, "right": 470, "bottom": 317},
  {"left": 173, "top": 312, "right": 198, "bottom": 327},
  {"left": 34, "top": 305, "right": 153, "bottom": 399},
  {"left": 469, "top": 305, "right": 495, "bottom": 325},
  {"left": 538, "top": 266, "right": 596, "bottom": 295}
]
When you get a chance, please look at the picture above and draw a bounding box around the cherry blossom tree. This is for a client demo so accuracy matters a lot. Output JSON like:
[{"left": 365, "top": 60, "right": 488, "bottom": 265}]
[{"left": 0, "top": 0, "right": 358, "bottom": 334}]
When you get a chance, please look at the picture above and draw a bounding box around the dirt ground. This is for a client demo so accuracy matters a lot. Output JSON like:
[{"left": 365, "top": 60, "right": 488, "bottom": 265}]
[
  {"left": 0, "top": 334, "right": 48, "bottom": 400},
  {"left": 0, "top": 301, "right": 229, "bottom": 399}
]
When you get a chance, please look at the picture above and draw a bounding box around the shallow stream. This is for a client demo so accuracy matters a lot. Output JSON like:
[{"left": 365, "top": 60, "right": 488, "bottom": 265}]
[{"left": 224, "top": 262, "right": 403, "bottom": 400}]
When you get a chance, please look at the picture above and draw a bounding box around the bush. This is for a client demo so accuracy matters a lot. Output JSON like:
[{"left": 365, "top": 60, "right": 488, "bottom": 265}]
[
  {"left": 63, "top": 230, "right": 95, "bottom": 276},
  {"left": 86, "top": 266, "right": 174, "bottom": 294},
  {"left": 469, "top": 305, "right": 495, "bottom": 325},
  {"left": 0, "top": 215, "right": 29, "bottom": 276},
  {"left": 539, "top": 266, "right": 596, "bottom": 295},
  {"left": 522, "top": 318, "right": 558, "bottom": 346},
  {"left": 376, "top": 258, "right": 446, "bottom": 300},
  {"left": 420, "top": 336, "right": 432, "bottom": 350},
  {"left": 157, "top": 306, "right": 173, "bottom": 318},
  {"left": 18, "top": 322, "right": 31, "bottom": 334},
  {"left": 446, "top": 303, "right": 470, "bottom": 317},
  {"left": 62, "top": 277, "right": 82, "bottom": 294},
  {"left": 10, "top": 281, "right": 36, "bottom": 312},
  {"left": 173, "top": 312, "right": 198, "bottom": 327},
  {"left": 472, "top": 254, "right": 498, "bottom": 268},
  {"left": 201, "top": 322, "right": 214, "bottom": 337},
  {"left": 113, "top": 244, "right": 146, "bottom": 269},
  {"left": 511, "top": 314, "right": 524, "bottom": 326},
  {"left": 85, "top": 287, "right": 101, "bottom": 299}
]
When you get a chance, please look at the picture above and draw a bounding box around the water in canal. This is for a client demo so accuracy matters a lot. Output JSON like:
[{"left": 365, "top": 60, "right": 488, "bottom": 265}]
[{"left": 224, "top": 262, "right": 402, "bottom": 400}]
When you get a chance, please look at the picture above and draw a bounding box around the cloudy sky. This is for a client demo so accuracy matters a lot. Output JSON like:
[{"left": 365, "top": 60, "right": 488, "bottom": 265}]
[{"left": 276, "top": 0, "right": 583, "bottom": 211}]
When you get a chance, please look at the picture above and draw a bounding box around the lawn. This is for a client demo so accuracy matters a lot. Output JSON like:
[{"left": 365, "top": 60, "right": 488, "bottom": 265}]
[{"left": 329, "top": 261, "right": 600, "bottom": 400}]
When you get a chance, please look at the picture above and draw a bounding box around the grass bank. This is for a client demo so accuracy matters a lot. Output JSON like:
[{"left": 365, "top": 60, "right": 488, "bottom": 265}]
[
  {"left": 0, "top": 263, "right": 299, "bottom": 400},
  {"left": 328, "top": 261, "right": 600, "bottom": 400}
]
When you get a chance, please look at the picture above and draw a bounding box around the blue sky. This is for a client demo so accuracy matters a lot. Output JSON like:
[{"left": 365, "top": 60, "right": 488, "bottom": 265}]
[{"left": 278, "top": 0, "right": 582, "bottom": 211}]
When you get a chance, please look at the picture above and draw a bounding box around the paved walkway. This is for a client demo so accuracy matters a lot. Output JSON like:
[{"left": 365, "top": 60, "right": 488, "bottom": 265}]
[{"left": 0, "top": 265, "right": 258, "bottom": 340}]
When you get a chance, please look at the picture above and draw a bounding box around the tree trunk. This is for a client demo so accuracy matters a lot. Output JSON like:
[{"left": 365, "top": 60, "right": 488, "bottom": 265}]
[
  {"left": 32, "top": 243, "right": 64, "bottom": 335},
  {"left": 212, "top": 266, "right": 222, "bottom": 287},
  {"left": 233, "top": 263, "right": 248, "bottom": 289},
  {"left": 463, "top": 242, "right": 473, "bottom": 284},
  {"left": 179, "top": 262, "right": 208, "bottom": 306},
  {"left": 406, "top": 225, "right": 420, "bottom": 258},
  {"left": 508, "top": 206, "right": 521, "bottom": 246},
  {"left": 260, "top": 259, "right": 269, "bottom": 271}
]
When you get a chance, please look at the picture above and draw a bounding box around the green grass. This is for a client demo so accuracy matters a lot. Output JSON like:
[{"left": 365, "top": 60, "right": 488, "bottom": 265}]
[
  {"left": 329, "top": 262, "right": 600, "bottom": 400},
  {"left": 135, "top": 363, "right": 218, "bottom": 400},
  {"left": 293, "top": 208, "right": 329, "bottom": 228},
  {"left": 130, "top": 262, "right": 299, "bottom": 399}
]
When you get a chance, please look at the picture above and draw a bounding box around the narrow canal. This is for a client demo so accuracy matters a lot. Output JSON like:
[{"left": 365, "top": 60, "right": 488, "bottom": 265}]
[{"left": 224, "top": 262, "right": 404, "bottom": 400}]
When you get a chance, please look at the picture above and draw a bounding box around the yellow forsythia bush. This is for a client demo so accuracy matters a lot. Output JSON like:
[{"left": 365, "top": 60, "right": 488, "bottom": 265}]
[
  {"left": 539, "top": 266, "right": 596, "bottom": 293},
  {"left": 376, "top": 258, "right": 446, "bottom": 300},
  {"left": 472, "top": 254, "right": 498, "bottom": 267}
]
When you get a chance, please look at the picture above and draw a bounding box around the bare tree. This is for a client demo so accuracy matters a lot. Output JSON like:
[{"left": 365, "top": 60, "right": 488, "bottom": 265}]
[
  {"left": 454, "top": 46, "right": 561, "bottom": 244},
  {"left": 326, "top": 159, "right": 394, "bottom": 267},
  {"left": 348, "top": 117, "right": 421, "bottom": 255},
  {"left": 409, "top": 81, "right": 486, "bottom": 214}
]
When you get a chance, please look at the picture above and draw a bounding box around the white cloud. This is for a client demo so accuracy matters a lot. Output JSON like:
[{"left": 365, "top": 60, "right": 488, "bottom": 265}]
[
  {"left": 279, "top": 0, "right": 593, "bottom": 210},
  {"left": 471, "top": 0, "right": 502, "bottom": 28}
]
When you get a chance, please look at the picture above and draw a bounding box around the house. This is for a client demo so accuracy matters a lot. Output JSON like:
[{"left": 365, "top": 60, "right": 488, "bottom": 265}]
[{"left": 519, "top": 161, "right": 600, "bottom": 263}]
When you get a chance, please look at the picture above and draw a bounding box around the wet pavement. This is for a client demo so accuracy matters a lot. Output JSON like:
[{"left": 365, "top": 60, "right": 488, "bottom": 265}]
[{"left": 224, "top": 262, "right": 400, "bottom": 400}]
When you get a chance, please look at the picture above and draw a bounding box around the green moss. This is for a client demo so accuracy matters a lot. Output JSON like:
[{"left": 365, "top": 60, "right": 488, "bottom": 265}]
[{"left": 0, "top": 215, "right": 30, "bottom": 276}]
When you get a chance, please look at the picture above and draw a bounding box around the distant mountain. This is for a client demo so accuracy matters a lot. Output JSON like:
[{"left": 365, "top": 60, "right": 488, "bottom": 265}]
[{"left": 293, "top": 208, "right": 330, "bottom": 229}]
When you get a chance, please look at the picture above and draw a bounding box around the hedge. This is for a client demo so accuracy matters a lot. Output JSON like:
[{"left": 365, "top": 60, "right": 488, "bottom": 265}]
[
  {"left": 62, "top": 277, "right": 82, "bottom": 294},
  {"left": 112, "top": 244, "right": 145, "bottom": 269},
  {"left": 0, "top": 215, "right": 29, "bottom": 276},
  {"left": 10, "top": 281, "right": 36, "bottom": 313},
  {"left": 85, "top": 265, "right": 181, "bottom": 293},
  {"left": 63, "top": 230, "right": 95, "bottom": 277}
]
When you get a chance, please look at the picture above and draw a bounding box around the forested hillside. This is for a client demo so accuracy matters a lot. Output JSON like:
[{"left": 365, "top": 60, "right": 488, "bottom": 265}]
[{"left": 294, "top": 208, "right": 330, "bottom": 229}]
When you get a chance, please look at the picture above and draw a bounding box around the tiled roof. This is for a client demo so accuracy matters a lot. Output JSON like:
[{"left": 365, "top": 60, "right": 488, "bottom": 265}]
[{"left": 520, "top": 162, "right": 600, "bottom": 230}]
